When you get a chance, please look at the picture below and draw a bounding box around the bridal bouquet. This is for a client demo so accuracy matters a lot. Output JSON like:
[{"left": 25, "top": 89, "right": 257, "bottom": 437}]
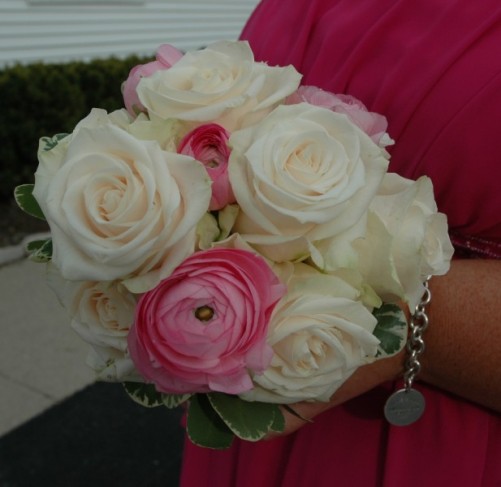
[{"left": 15, "top": 40, "right": 453, "bottom": 449}]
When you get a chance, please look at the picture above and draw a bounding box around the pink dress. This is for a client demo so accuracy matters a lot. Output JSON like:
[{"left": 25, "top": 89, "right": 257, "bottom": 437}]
[{"left": 181, "top": 1, "right": 501, "bottom": 485}]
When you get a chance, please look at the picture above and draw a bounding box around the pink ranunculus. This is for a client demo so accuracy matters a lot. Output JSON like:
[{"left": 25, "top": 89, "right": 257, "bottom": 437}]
[
  {"left": 178, "top": 123, "right": 236, "bottom": 210},
  {"left": 128, "top": 248, "right": 286, "bottom": 395},
  {"left": 287, "top": 85, "right": 389, "bottom": 145},
  {"left": 122, "top": 44, "right": 184, "bottom": 116}
]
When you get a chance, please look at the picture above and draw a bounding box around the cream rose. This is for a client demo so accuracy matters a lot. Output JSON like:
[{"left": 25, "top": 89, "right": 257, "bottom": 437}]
[
  {"left": 67, "top": 280, "right": 136, "bottom": 352},
  {"left": 136, "top": 40, "right": 301, "bottom": 131},
  {"left": 33, "top": 109, "right": 212, "bottom": 292},
  {"left": 228, "top": 103, "right": 390, "bottom": 262},
  {"left": 123, "top": 43, "right": 184, "bottom": 116},
  {"left": 354, "top": 173, "right": 454, "bottom": 309},
  {"left": 240, "top": 264, "right": 380, "bottom": 404},
  {"left": 85, "top": 345, "right": 141, "bottom": 382},
  {"left": 46, "top": 265, "right": 141, "bottom": 381},
  {"left": 69, "top": 280, "right": 140, "bottom": 382}
]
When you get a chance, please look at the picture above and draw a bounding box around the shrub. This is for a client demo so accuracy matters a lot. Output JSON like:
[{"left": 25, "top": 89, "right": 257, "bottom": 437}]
[{"left": 0, "top": 54, "right": 151, "bottom": 201}]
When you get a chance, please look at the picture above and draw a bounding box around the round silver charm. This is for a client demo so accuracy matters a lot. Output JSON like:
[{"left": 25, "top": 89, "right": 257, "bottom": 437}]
[{"left": 384, "top": 388, "right": 425, "bottom": 426}]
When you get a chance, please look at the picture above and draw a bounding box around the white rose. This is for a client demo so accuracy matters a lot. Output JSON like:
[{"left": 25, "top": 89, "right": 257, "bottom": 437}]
[
  {"left": 33, "top": 109, "right": 212, "bottom": 292},
  {"left": 67, "top": 280, "right": 136, "bottom": 351},
  {"left": 127, "top": 116, "right": 182, "bottom": 153},
  {"left": 196, "top": 204, "right": 240, "bottom": 250},
  {"left": 46, "top": 265, "right": 141, "bottom": 381},
  {"left": 309, "top": 217, "right": 367, "bottom": 271},
  {"left": 137, "top": 40, "right": 301, "bottom": 131},
  {"left": 354, "top": 174, "right": 454, "bottom": 309},
  {"left": 70, "top": 280, "right": 140, "bottom": 382},
  {"left": 229, "top": 103, "right": 389, "bottom": 262},
  {"left": 240, "top": 264, "right": 379, "bottom": 404},
  {"left": 85, "top": 345, "right": 141, "bottom": 382}
]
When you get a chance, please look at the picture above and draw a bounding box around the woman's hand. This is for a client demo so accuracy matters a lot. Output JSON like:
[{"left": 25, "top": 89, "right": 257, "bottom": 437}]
[
  {"left": 269, "top": 347, "right": 406, "bottom": 437},
  {"left": 268, "top": 259, "right": 501, "bottom": 438}
]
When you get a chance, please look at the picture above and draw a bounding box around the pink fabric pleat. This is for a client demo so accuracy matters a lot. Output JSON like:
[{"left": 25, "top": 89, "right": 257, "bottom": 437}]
[{"left": 181, "top": 1, "right": 501, "bottom": 485}]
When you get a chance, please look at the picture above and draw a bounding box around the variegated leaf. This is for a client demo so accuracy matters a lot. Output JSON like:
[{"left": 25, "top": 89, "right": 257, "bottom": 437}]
[
  {"left": 26, "top": 238, "right": 52, "bottom": 262},
  {"left": 373, "top": 304, "right": 408, "bottom": 357},
  {"left": 123, "top": 382, "right": 164, "bottom": 407},
  {"left": 162, "top": 393, "right": 191, "bottom": 409},
  {"left": 207, "top": 392, "right": 280, "bottom": 442},
  {"left": 187, "top": 394, "right": 234, "bottom": 449},
  {"left": 14, "top": 184, "right": 46, "bottom": 220}
]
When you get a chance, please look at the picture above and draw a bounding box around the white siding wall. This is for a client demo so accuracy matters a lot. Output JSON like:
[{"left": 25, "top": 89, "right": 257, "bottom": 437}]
[{"left": 0, "top": 0, "right": 260, "bottom": 67}]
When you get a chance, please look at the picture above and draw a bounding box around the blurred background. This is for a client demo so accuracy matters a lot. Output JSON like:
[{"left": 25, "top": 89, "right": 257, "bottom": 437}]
[{"left": 0, "top": 1, "right": 259, "bottom": 485}]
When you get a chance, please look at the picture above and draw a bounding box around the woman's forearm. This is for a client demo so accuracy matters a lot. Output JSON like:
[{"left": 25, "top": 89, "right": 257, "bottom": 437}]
[
  {"left": 273, "top": 259, "right": 501, "bottom": 437},
  {"left": 421, "top": 258, "right": 501, "bottom": 413}
]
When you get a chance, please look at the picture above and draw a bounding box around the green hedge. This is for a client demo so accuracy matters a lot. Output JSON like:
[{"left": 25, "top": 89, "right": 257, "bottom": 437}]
[{"left": 0, "top": 54, "right": 152, "bottom": 202}]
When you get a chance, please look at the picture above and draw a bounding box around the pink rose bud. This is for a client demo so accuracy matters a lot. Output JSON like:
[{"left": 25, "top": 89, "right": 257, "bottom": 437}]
[
  {"left": 287, "top": 86, "right": 389, "bottom": 145},
  {"left": 128, "top": 248, "right": 286, "bottom": 395},
  {"left": 122, "top": 44, "right": 183, "bottom": 116},
  {"left": 178, "top": 123, "right": 236, "bottom": 210}
]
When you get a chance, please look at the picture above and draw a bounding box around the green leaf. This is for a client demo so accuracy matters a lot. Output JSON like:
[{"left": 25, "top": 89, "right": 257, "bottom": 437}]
[
  {"left": 373, "top": 304, "right": 408, "bottom": 357},
  {"left": 40, "top": 133, "right": 69, "bottom": 151},
  {"left": 162, "top": 393, "right": 191, "bottom": 409},
  {"left": 26, "top": 238, "right": 52, "bottom": 262},
  {"left": 217, "top": 204, "right": 239, "bottom": 240},
  {"left": 283, "top": 404, "right": 313, "bottom": 424},
  {"left": 187, "top": 394, "right": 234, "bottom": 449},
  {"left": 196, "top": 212, "right": 220, "bottom": 250},
  {"left": 14, "top": 184, "right": 46, "bottom": 220},
  {"left": 270, "top": 406, "right": 286, "bottom": 433},
  {"left": 123, "top": 382, "right": 164, "bottom": 407},
  {"left": 207, "top": 392, "right": 280, "bottom": 442}
]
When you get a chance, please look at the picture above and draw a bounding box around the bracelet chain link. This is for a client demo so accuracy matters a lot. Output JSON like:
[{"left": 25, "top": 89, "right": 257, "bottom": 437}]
[
  {"left": 403, "top": 276, "right": 432, "bottom": 391},
  {"left": 384, "top": 277, "right": 432, "bottom": 426}
]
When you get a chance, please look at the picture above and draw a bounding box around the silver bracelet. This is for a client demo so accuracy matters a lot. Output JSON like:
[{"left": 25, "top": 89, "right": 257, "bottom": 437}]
[{"left": 384, "top": 277, "right": 431, "bottom": 426}]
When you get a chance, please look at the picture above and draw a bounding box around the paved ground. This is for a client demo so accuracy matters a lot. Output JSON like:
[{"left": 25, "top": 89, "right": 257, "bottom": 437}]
[
  {"left": 0, "top": 242, "right": 185, "bottom": 486},
  {"left": 0, "top": 242, "right": 95, "bottom": 436}
]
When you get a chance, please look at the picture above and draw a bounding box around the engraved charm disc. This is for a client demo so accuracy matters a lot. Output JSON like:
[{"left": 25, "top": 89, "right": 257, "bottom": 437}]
[{"left": 384, "top": 388, "right": 425, "bottom": 426}]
